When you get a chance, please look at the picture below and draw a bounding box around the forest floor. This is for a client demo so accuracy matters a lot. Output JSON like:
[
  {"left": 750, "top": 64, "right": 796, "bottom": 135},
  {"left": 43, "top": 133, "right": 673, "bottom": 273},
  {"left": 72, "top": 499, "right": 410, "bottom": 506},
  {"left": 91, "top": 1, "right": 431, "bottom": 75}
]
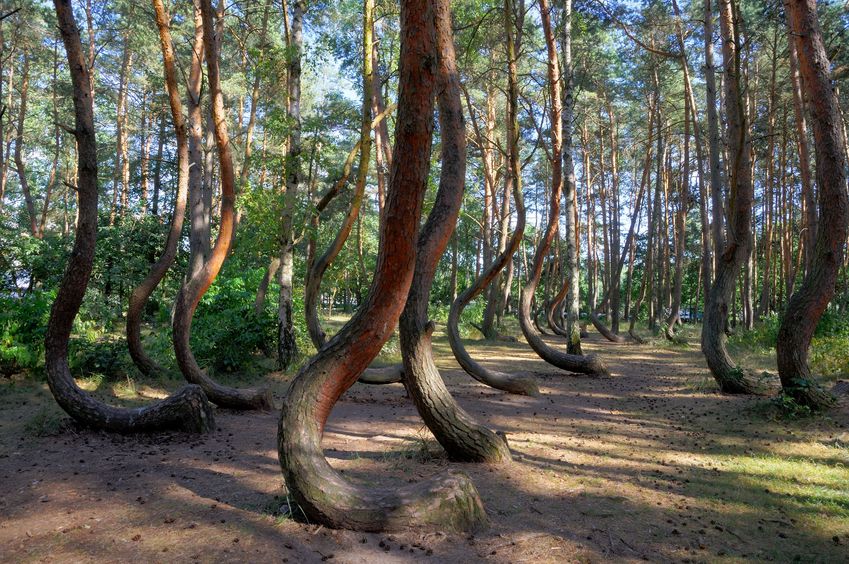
[{"left": 1, "top": 326, "right": 848, "bottom": 563}]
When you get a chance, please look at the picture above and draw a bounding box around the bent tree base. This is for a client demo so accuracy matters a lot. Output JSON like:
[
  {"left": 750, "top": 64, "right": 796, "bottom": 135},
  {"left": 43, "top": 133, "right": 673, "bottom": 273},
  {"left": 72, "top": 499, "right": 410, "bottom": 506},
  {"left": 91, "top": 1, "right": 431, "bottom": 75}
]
[
  {"left": 280, "top": 363, "right": 489, "bottom": 532},
  {"left": 278, "top": 0, "right": 487, "bottom": 532},
  {"left": 45, "top": 0, "right": 215, "bottom": 435}
]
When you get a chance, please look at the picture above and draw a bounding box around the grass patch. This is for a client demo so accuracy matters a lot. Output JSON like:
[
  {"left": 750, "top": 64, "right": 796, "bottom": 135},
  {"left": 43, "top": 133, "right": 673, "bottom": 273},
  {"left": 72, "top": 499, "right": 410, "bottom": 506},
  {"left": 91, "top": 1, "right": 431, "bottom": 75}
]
[{"left": 24, "top": 407, "right": 66, "bottom": 437}]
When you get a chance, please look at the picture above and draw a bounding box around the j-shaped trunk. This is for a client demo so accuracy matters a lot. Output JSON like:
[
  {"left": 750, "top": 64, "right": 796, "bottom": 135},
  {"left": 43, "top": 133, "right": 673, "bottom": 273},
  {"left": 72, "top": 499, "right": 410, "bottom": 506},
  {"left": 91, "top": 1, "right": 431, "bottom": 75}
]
[
  {"left": 45, "top": 0, "right": 214, "bottom": 434},
  {"left": 172, "top": 0, "right": 272, "bottom": 410},
  {"left": 277, "top": 0, "right": 487, "bottom": 532},
  {"left": 776, "top": 0, "right": 848, "bottom": 409},
  {"left": 401, "top": 0, "right": 515, "bottom": 462}
]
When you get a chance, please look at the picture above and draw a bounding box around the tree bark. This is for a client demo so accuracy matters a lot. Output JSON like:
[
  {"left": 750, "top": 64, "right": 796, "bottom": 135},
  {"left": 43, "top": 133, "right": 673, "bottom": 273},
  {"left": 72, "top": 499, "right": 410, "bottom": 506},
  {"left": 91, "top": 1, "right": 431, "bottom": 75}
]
[
  {"left": 785, "top": 16, "right": 816, "bottom": 275},
  {"left": 401, "top": 0, "right": 513, "bottom": 461},
  {"left": 127, "top": 0, "right": 194, "bottom": 379},
  {"left": 172, "top": 0, "right": 273, "bottom": 410},
  {"left": 187, "top": 0, "right": 210, "bottom": 279},
  {"left": 701, "top": 0, "right": 760, "bottom": 394},
  {"left": 704, "top": 0, "right": 725, "bottom": 273},
  {"left": 305, "top": 0, "right": 373, "bottom": 350},
  {"left": 518, "top": 0, "right": 607, "bottom": 376},
  {"left": 560, "top": 0, "right": 582, "bottom": 353},
  {"left": 13, "top": 55, "right": 39, "bottom": 238},
  {"left": 447, "top": 151, "right": 537, "bottom": 395},
  {"left": 304, "top": 104, "right": 395, "bottom": 349},
  {"left": 277, "top": 0, "right": 306, "bottom": 370},
  {"left": 776, "top": 0, "right": 848, "bottom": 409},
  {"left": 45, "top": 0, "right": 214, "bottom": 434},
  {"left": 278, "top": 0, "right": 487, "bottom": 531}
]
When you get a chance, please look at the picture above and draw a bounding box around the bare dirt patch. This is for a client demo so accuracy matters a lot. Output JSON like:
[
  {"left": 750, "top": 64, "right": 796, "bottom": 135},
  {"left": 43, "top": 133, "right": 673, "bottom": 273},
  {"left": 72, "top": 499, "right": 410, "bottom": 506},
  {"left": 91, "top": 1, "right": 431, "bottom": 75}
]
[{"left": 2, "top": 332, "right": 848, "bottom": 563}]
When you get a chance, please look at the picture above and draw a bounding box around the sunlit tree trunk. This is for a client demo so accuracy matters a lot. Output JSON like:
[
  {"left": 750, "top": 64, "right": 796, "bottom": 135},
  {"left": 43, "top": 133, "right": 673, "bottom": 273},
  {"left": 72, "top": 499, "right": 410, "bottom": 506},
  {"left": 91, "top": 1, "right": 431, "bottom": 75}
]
[
  {"left": 278, "top": 0, "right": 487, "bottom": 531},
  {"left": 402, "top": 0, "right": 514, "bottom": 460},
  {"left": 45, "top": 0, "right": 214, "bottom": 433},
  {"left": 305, "top": 0, "right": 372, "bottom": 350},
  {"left": 560, "top": 0, "right": 582, "bottom": 354},
  {"left": 127, "top": 0, "right": 195, "bottom": 379},
  {"left": 777, "top": 0, "right": 848, "bottom": 408},
  {"left": 171, "top": 0, "right": 273, "bottom": 410},
  {"left": 187, "top": 0, "right": 209, "bottom": 279},
  {"left": 277, "top": 0, "right": 306, "bottom": 370},
  {"left": 518, "top": 0, "right": 607, "bottom": 376},
  {"left": 701, "top": 0, "right": 760, "bottom": 394}
]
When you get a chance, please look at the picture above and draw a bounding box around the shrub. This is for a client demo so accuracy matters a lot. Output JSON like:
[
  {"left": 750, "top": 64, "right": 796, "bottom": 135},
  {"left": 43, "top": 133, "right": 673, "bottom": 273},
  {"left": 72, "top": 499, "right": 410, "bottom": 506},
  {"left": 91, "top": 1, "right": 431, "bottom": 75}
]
[
  {"left": 191, "top": 275, "right": 276, "bottom": 373},
  {"left": 0, "top": 290, "right": 54, "bottom": 375}
]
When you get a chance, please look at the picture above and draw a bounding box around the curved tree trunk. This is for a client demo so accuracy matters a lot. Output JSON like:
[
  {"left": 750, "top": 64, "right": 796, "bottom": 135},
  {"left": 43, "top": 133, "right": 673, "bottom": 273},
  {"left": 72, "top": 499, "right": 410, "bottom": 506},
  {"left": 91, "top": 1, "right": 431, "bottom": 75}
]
[
  {"left": 401, "top": 0, "right": 513, "bottom": 461},
  {"left": 546, "top": 280, "right": 570, "bottom": 338},
  {"left": 45, "top": 0, "right": 214, "bottom": 434},
  {"left": 518, "top": 0, "right": 608, "bottom": 376},
  {"left": 305, "top": 1, "right": 373, "bottom": 351},
  {"left": 776, "top": 0, "right": 848, "bottom": 409},
  {"left": 171, "top": 0, "right": 272, "bottom": 410},
  {"left": 446, "top": 143, "right": 536, "bottom": 396},
  {"left": 277, "top": 0, "right": 487, "bottom": 532},
  {"left": 589, "top": 97, "right": 655, "bottom": 344},
  {"left": 127, "top": 0, "right": 193, "bottom": 378},
  {"left": 701, "top": 0, "right": 760, "bottom": 394}
]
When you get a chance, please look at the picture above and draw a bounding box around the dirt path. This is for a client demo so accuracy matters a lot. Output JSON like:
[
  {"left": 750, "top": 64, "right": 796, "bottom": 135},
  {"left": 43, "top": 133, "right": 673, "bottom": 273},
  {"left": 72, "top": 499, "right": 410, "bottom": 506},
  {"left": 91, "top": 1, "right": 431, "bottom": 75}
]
[{"left": 1, "top": 332, "right": 848, "bottom": 563}]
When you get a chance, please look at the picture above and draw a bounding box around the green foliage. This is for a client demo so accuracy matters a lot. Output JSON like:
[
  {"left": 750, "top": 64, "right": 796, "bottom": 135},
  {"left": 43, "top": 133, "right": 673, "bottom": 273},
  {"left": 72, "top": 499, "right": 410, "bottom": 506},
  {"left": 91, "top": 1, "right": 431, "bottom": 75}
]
[
  {"left": 0, "top": 290, "right": 53, "bottom": 375},
  {"left": 729, "top": 314, "right": 781, "bottom": 351},
  {"left": 68, "top": 336, "right": 128, "bottom": 382},
  {"left": 730, "top": 312, "right": 849, "bottom": 380},
  {"left": 768, "top": 392, "right": 814, "bottom": 420},
  {"left": 191, "top": 273, "right": 276, "bottom": 373},
  {"left": 809, "top": 336, "right": 849, "bottom": 377}
]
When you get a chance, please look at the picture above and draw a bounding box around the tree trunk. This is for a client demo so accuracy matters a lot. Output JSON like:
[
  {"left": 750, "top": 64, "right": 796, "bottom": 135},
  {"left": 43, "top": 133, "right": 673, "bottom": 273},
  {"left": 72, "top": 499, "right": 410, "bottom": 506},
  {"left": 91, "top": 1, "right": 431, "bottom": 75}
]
[
  {"left": 701, "top": 0, "right": 760, "bottom": 394},
  {"left": 704, "top": 0, "right": 725, "bottom": 272},
  {"left": 172, "top": 0, "right": 273, "bottom": 410},
  {"left": 561, "top": 0, "right": 582, "bottom": 354},
  {"left": 304, "top": 105, "right": 395, "bottom": 348},
  {"left": 401, "top": 0, "right": 513, "bottom": 461},
  {"left": 776, "top": 0, "right": 848, "bottom": 408},
  {"left": 278, "top": 0, "right": 487, "bottom": 531},
  {"left": 785, "top": 17, "right": 817, "bottom": 275},
  {"left": 277, "top": 0, "right": 305, "bottom": 370},
  {"left": 665, "top": 82, "right": 688, "bottom": 342},
  {"left": 152, "top": 112, "right": 164, "bottom": 216},
  {"left": 13, "top": 56, "right": 39, "bottom": 238},
  {"left": 111, "top": 33, "right": 133, "bottom": 224},
  {"left": 187, "top": 0, "right": 209, "bottom": 279},
  {"left": 45, "top": 0, "right": 214, "bottom": 434},
  {"left": 447, "top": 147, "right": 536, "bottom": 395},
  {"left": 255, "top": 257, "right": 281, "bottom": 316},
  {"left": 127, "top": 0, "right": 195, "bottom": 379},
  {"left": 304, "top": 0, "right": 373, "bottom": 350},
  {"left": 518, "top": 0, "right": 607, "bottom": 376}
]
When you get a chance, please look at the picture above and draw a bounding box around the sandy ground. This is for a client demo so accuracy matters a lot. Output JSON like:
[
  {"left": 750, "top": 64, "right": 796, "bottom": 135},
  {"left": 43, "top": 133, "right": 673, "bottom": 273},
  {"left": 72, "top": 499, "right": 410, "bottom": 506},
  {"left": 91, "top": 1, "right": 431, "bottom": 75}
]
[{"left": 1, "top": 332, "right": 848, "bottom": 563}]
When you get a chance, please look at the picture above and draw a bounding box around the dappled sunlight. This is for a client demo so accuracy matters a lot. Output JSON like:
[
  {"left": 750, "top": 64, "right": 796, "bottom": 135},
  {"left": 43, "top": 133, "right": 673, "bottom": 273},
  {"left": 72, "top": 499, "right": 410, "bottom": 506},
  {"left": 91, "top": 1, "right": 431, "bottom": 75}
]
[{"left": 3, "top": 329, "right": 849, "bottom": 561}]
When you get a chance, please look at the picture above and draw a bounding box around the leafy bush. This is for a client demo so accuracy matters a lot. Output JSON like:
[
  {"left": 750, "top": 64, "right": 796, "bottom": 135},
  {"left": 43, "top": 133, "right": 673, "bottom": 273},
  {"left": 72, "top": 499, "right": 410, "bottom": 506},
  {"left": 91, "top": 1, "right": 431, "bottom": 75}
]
[
  {"left": 0, "top": 290, "right": 54, "bottom": 375},
  {"left": 729, "top": 311, "right": 849, "bottom": 380},
  {"left": 191, "top": 274, "right": 276, "bottom": 373},
  {"left": 729, "top": 314, "right": 781, "bottom": 350},
  {"left": 810, "top": 335, "right": 849, "bottom": 378},
  {"left": 68, "top": 337, "right": 128, "bottom": 381},
  {"left": 769, "top": 391, "right": 813, "bottom": 419}
]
